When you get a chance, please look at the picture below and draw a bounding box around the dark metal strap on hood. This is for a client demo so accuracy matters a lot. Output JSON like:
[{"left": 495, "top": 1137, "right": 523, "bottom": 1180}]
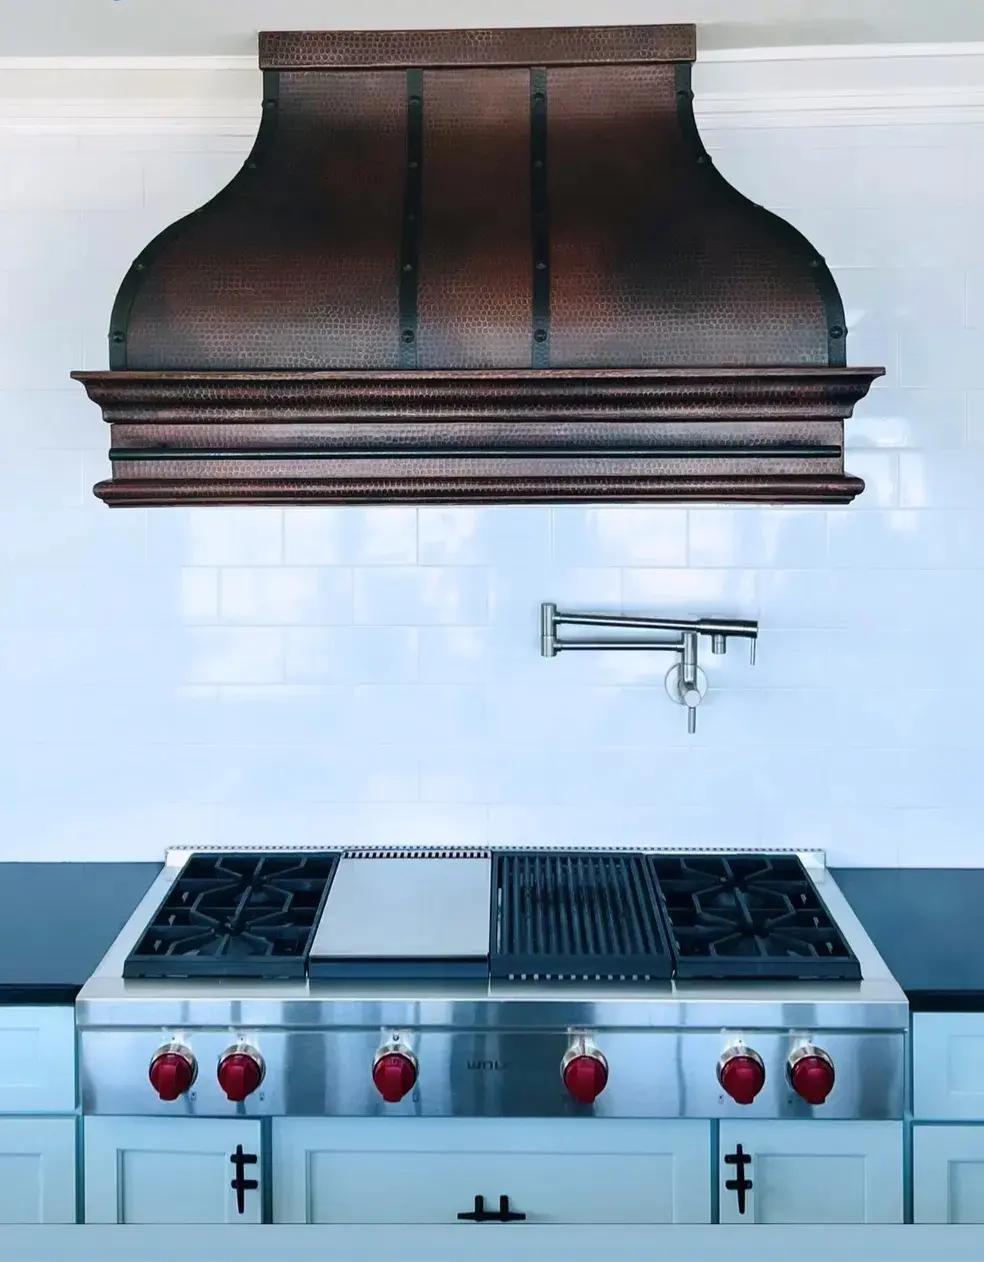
[
  {"left": 399, "top": 70, "right": 424, "bottom": 368},
  {"left": 530, "top": 68, "right": 550, "bottom": 368}
]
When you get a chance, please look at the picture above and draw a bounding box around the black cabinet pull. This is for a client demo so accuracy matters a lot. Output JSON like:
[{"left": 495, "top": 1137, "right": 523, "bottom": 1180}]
[
  {"left": 229, "top": 1144, "right": 259, "bottom": 1216},
  {"left": 457, "top": 1194, "right": 526, "bottom": 1223},
  {"left": 724, "top": 1143, "right": 753, "bottom": 1216}
]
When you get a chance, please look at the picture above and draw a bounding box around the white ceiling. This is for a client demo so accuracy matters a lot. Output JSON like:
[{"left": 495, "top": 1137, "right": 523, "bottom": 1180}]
[{"left": 1, "top": 0, "right": 983, "bottom": 58}]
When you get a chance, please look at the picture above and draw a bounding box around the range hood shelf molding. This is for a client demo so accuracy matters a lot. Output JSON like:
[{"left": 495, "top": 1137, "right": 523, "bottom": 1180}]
[{"left": 71, "top": 24, "right": 883, "bottom": 507}]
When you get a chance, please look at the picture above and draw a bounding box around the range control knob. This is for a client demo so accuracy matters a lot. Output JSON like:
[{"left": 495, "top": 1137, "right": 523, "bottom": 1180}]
[
  {"left": 718, "top": 1047, "right": 766, "bottom": 1105},
  {"left": 562, "top": 1046, "right": 609, "bottom": 1105},
  {"left": 149, "top": 1045, "right": 196, "bottom": 1101},
  {"left": 372, "top": 1049, "right": 418, "bottom": 1103},
  {"left": 217, "top": 1046, "right": 264, "bottom": 1102},
  {"left": 788, "top": 1045, "right": 835, "bottom": 1105}
]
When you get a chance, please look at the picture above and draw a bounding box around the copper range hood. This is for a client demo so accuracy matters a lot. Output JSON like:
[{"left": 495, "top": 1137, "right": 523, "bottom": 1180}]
[{"left": 71, "top": 25, "right": 883, "bottom": 507}]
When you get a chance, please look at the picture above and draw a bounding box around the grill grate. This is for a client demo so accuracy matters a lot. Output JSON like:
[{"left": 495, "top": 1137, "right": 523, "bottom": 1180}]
[{"left": 491, "top": 851, "right": 672, "bottom": 981}]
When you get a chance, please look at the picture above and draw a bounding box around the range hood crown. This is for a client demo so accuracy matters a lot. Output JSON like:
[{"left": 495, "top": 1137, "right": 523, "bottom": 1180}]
[{"left": 72, "top": 25, "right": 882, "bottom": 507}]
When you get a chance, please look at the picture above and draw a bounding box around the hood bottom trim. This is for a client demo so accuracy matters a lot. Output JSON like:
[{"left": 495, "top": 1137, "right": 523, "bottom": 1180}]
[{"left": 94, "top": 474, "right": 866, "bottom": 507}]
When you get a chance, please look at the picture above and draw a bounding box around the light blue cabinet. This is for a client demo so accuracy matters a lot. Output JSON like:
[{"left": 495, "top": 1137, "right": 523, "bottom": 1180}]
[
  {"left": 84, "top": 1117, "right": 262, "bottom": 1223},
  {"left": 273, "top": 1117, "right": 712, "bottom": 1224},
  {"left": 0, "top": 1007, "right": 75, "bottom": 1114},
  {"left": 0, "top": 1117, "right": 76, "bottom": 1223},
  {"left": 912, "top": 1014, "right": 984, "bottom": 1121},
  {"left": 913, "top": 1125, "right": 984, "bottom": 1223},
  {"left": 719, "top": 1121, "right": 903, "bottom": 1224}
]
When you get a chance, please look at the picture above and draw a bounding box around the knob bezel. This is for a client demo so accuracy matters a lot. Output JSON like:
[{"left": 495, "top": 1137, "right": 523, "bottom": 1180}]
[
  {"left": 217, "top": 1043, "right": 265, "bottom": 1101},
  {"left": 148, "top": 1042, "right": 197, "bottom": 1100}
]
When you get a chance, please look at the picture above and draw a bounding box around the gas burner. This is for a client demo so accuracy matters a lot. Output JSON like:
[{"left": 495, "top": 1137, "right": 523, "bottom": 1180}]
[
  {"left": 649, "top": 855, "right": 861, "bottom": 981},
  {"left": 123, "top": 854, "right": 339, "bottom": 980}
]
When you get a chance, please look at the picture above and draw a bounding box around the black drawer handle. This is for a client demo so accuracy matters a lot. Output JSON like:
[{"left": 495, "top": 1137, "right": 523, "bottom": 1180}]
[
  {"left": 457, "top": 1194, "right": 526, "bottom": 1223},
  {"left": 724, "top": 1143, "right": 753, "bottom": 1216}
]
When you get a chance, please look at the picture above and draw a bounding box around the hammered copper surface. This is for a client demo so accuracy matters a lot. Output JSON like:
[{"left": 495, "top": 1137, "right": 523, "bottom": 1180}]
[
  {"left": 418, "top": 69, "right": 531, "bottom": 368},
  {"left": 75, "top": 24, "right": 883, "bottom": 506},
  {"left": 548, "top": 64, "right": 827, "bottom": 367},
  {"left": 125, "top": 70, "right": 406, "bottom": 370},
  {"left": 95, "top": 475, "right": 866, "bottom": 507},
  {"left": 259, "top": 26, "right": 696, "bottom": 69},
  {"left": 74, "top": 365, "right": 881, "bottom": 504},
  {"left": 74, "top": 367, "right": 882, "bottom": 417},
  {"left": 108, "top": 420, "right": 843, "bottom": 451}
]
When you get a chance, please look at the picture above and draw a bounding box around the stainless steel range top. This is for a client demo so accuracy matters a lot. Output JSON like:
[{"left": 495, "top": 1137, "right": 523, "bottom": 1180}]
[{"left": 76, "top": 848, "right": 907, "bottom": 1122}]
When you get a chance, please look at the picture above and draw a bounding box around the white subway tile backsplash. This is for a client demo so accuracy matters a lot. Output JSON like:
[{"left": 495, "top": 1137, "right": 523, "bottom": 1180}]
[
  {"left": 0, "top": 329, "right": 82, "bottom": 392},
  {"left": 846, "top": 449, "right": 900, "bottom": 507},
  {"left": 0, "top": 153, "right": 143, "bottom": 211},
  {"left": 1, "top": 83, "right": 982, "bottom": 864},
  {"left": 0, "top": 566, "right": 218, "bottom": 627},
  {"left": 899, "top": 450, "right": 984, "bottom": 508},
  {"left": 285, "top": 626, "right": 418, "bottom": 684},
  {"left": 183, "top": 627, "right": 285, "bottom": 685},
  {"left": 284, "top": 507, "right": 417, "bottom": 565},
  {"left": 688, "top": 509, "right": 827, "bottom": 568},
  {"left": 147, "top": 507, "right": 283, "bottom": 565},
  {"left": 828, "top": 508, "right": 984, "bottom": 568},
  {"left": 0, "top": 505, "right": 146, "bottom": 566},
  {"left": 354, "top": 566, "right": 488, "bottom": 625},
  {"left": 351, "top": 684, "right": 485, "bottom": 746},
  {"left": 552, "top": 506, "right": 687, "bottom": 567},
  {"left": 206, "top": 745, "right": 418, "bottom": 805},
  {"left": 219, "top": 568, "right": 353, "bottom": 625},
  {"left": 418, "top": 506, "right": 551, "bottom": 565},
  {"left": 847, "top": 388, "right": 966, "bottom": 450},
  {"left": 900, "top": 329, "right": 984, "bottom": 389},
  {"left": 622, "top": 567, "right": 757, "bottom": 614},
  {"left": 216, "top": 686, "right": 353, "bottom": 746},
  {"left": 0, "top": 389, "right": 105, "bottom": 451},
  {"left": 0, "top": 211, "right": 83, "bottom": 272}
]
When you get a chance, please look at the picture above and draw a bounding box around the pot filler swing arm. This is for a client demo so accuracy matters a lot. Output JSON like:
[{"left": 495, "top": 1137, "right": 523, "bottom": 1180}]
[{"left": 540, "top": 602, "right": 758, "bottom": 734}]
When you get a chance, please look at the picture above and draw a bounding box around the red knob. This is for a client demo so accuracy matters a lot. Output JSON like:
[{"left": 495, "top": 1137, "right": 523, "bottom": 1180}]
[
  {"left": 217, "top": 1051, "right": 263, "bottom": 1102},
  {"left": 790, "top": 1054, "right": 835, "bottom": 1106},
  {"left": 719, "top": 1054, "right": 766, "bottom": 1105},
  {"left": 149, "top": 1051, "right": 194, "bottom": 1101},
  {"left": 563, "top": 1054, "right": 609, "bottom": 1105},
  {"left": 372, "top": 1052, "right": 417, "bottom": 1103}
]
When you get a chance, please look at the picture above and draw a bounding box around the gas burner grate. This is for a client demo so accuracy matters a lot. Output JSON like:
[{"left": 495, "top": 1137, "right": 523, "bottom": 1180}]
[
  {"left": 491, "top": 851, "right": 672, "bottom": 981},
  {"left": 649, "top": 854, "right": 861, "bottom": 980},
  {"left": 124, "top": 853, "right": 340, "bottom": 979}
]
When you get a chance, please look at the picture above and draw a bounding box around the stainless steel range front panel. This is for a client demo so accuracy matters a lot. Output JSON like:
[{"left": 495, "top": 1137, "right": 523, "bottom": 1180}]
[{"left": 79, "top": 1026, "right": 904, "bottom": 1120}]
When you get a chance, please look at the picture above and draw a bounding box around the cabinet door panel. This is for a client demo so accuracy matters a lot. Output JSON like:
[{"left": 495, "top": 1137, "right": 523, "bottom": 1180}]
[
  {"left": 718, "top": 1120, "right": 902, "bottom": 1225},
  {"left": 0, "top": 1118, "right": 76, "bottom": 1223},
  {"left": 913, "top": 1125, "right": 984, "bottom": 1223},
  {"left": 84, "top": 1117, "right": 262, "bottom": 1224},
  {"left": 913, "top": 1014, "right": 984, "bottom": 1120},
  {"left": 0, "top": 1008, "right": 75, "bottom": 1113},
  {"left": 274, "top": 1117, "right": 711, "bottom": 1224}
]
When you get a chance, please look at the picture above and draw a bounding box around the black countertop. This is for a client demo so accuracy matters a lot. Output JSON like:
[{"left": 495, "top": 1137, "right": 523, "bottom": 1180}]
[
  {"left": 0, "top": 861, "right": 978, "bottom": 1010},
  {"left": 833, "top": 867, "right": 984, "bottom": 1012},
  {"left": 0, "top": 862, "right": 161, "bottom": 1004}
]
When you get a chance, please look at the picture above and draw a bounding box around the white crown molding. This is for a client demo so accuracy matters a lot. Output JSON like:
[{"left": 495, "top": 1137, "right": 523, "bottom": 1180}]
[
  {"left": 698, "top": 40, "right": 984, "bottom": 62},
  {"left": 1, "top": 40, "right": 984, "bottom": 72},
  {"left": 0, "top": 55, "right": 257, "bottom": 72},
  {"left": 2, "top": 43, "right": 984, "bottom": 134}
]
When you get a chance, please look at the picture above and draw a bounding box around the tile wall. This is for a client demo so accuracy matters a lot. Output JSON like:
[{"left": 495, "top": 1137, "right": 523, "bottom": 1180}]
[{"left": 0, "top": 64, "right": 982, "bottom": 863}]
